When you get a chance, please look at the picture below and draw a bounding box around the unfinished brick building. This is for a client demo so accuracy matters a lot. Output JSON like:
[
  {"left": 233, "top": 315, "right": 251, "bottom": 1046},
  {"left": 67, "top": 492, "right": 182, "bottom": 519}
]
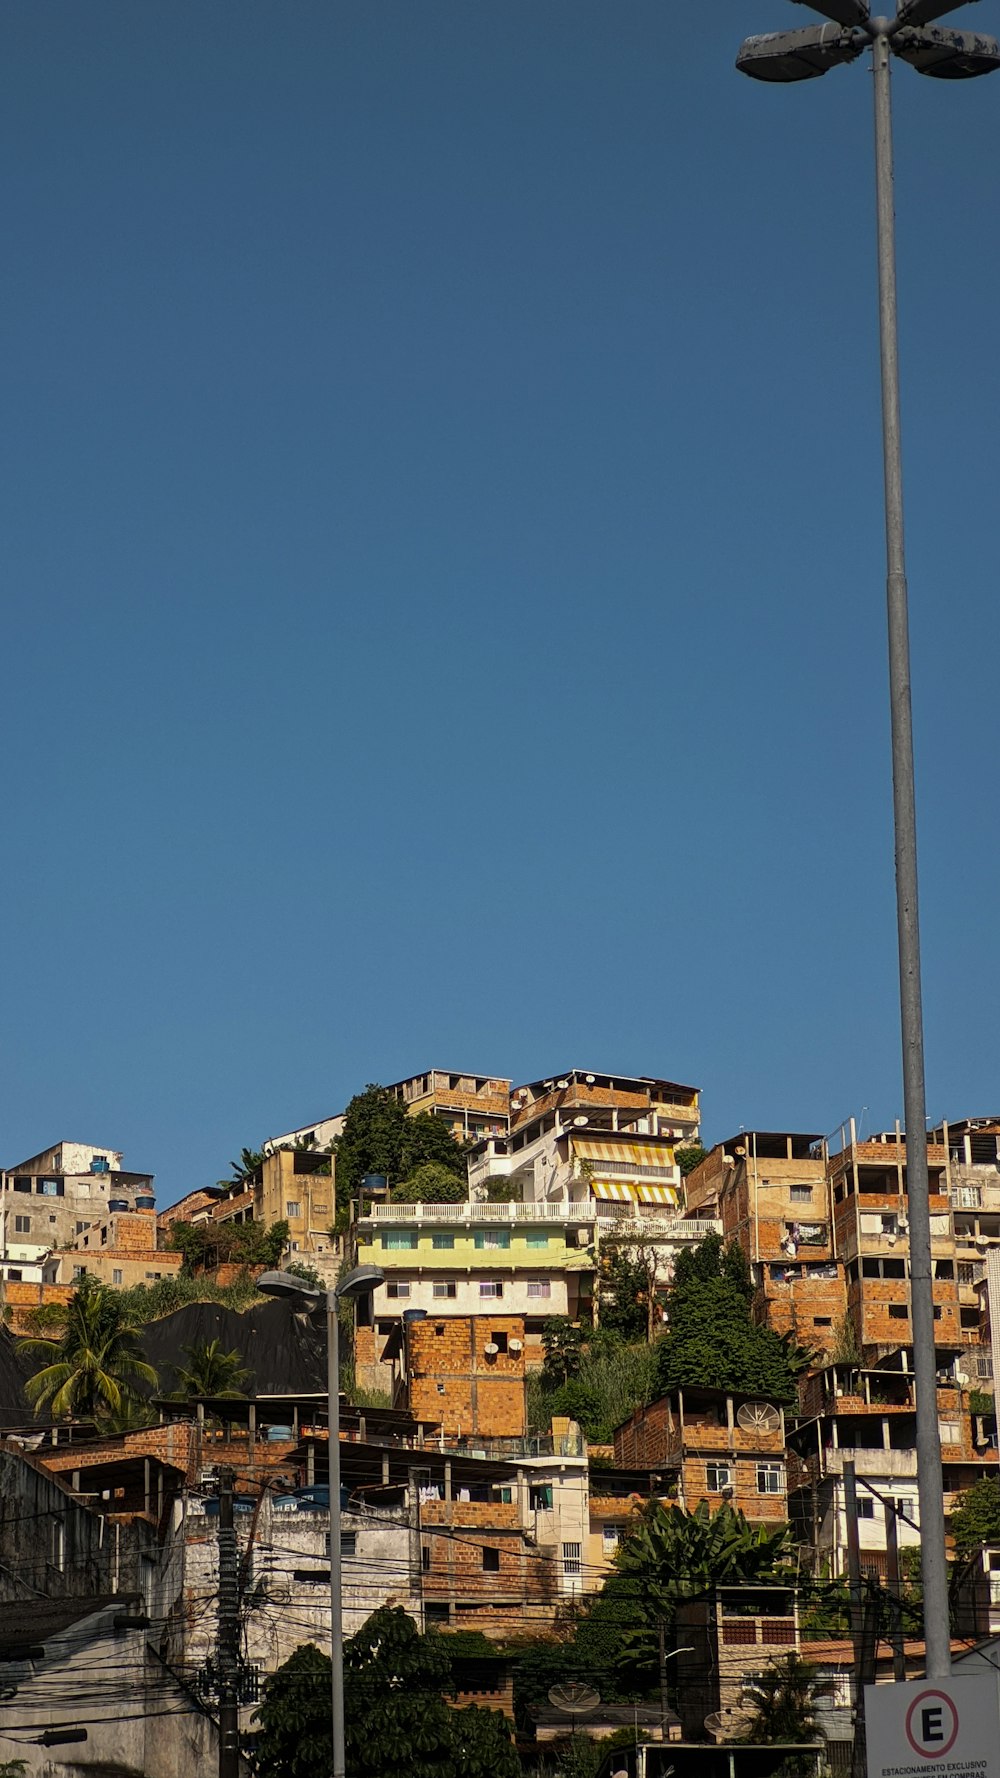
[
  {"left": 399, "top": 1312, "right": 527, "bottom": 1442},
  {"left": 614, "top": 1385, "right": 789, "bottom": 1523}
]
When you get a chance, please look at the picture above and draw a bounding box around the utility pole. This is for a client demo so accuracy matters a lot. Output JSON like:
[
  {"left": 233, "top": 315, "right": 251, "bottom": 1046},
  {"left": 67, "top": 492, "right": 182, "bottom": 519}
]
[
  {"left": 658, "top": 1621, "right": 669, "bottom": 1738},
  {"left": 883, "top": 1499, "right": 907, "bottom": 1682},
  {"left": 844, "top": 1461, "right": 867, "bottom": 1778},
  {"left": 217, "top": 1466, "right": 240, "bottom": 1778}
]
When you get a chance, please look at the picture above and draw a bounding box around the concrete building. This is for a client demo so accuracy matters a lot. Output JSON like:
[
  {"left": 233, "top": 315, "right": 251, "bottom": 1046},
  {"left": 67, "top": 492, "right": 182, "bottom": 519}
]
[
  {"left": 674, "top": 1585, "right": 799, "bottom": 1743},
  {"left": 43, "top": 1207, "right": 183, "bottom": 1290},
  {"left": 353, "top": 1197, "right": 597, "bottom": 1337},
  {"left": 684, "top": 1131, "right": 844, "bottom": 1359},
  {"left": 387, "top": 1070, "right": 512, "bottom": 1145},
  {"left": 468, "top": 1068, "right": 700, "bottom": 1210},
  {"left": 613, "top": 1387, "right": 789, "bottom": 1524},
  {"left": 1, "top": 1140, "right": 155, "bottom": 1282}
]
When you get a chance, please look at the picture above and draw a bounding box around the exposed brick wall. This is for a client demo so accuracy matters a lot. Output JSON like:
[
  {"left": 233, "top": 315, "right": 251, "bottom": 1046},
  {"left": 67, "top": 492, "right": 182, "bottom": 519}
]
[{"left": 406, "top": 1316, "right": 526, "bottom": 1439}]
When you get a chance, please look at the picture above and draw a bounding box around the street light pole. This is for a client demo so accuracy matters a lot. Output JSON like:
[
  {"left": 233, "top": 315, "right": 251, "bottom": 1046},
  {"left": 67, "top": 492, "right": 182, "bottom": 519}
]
[
  {"left": 736, "top": 0, "right": 1000, "bottom": 1683},
  {"left": 326, "top": 1290, "right": 346, "bottom": 1778},
  {"left": 870, "top": 17, "right": 951, "bottom": 1683},
  {"left": 258, "top": 1263, "right": 385, "bottom": 1778}
]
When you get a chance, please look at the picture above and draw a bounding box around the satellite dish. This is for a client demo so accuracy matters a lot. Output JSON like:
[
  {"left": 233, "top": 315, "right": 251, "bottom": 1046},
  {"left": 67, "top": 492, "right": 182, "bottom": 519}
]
[
  {"left": 548, "top": 1683, "right": 601, "bottom": 1718},
  {"left": 704, "top": 1709, "right": 739, "bottom": 1742},
  {"left": 737, "top": 1400, "right": 781, "bottom": 1434}
]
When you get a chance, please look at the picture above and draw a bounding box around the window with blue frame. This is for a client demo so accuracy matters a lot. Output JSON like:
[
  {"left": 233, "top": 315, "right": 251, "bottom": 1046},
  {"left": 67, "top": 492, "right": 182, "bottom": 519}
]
[
  {"left": 432, "top": 1233, "right": 455, "bottom": 1250},
  {"left": 383, "top": 1232, "right": 418, "bottom": 1250},
  {"left": 474, "top": 1230, "right": 510, "bottom": 1250},
  {"left": 525, "top": 1231, "right": 549, "bottom": 1248}
]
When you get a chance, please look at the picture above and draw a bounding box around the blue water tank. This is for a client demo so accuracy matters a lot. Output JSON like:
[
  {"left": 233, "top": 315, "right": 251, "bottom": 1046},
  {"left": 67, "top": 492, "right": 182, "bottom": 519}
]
[
  {"left": 134, "top": 1196, "right": 155, "bottom": 1210},
  {"left": 403, "top": 1308, "right": 427, "bottom": 1323},
  {"left": 108, "top": 1199, "right": 128, "bottom": 1213},
  {"left": 361, "top": 1173, "right": 388, "bottom": 1194}
]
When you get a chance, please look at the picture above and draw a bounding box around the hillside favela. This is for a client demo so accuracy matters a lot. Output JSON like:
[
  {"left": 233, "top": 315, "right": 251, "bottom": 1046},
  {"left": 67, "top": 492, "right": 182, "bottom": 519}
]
[{"left": 4, "top": 1067, "right": 1000, "bottom": 1778}]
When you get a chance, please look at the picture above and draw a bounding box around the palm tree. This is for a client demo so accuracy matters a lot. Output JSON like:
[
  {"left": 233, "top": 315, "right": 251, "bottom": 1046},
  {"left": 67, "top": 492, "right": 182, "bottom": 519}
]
[
  {"left": 741, "top": 1653, "right": 832, "bottom": 1749},
  {"left": 598, "top": 1501, "right": 795, "bottom": 1682},
  {"left": 21, "top": 1276, "right": 158, "bottom": 1423},
  {"left": 220, "top": 1147, "right": 265, "bottom": 1189},
  {"left": 169, "top": 1337, "right": 252, "bottom": 1401}
]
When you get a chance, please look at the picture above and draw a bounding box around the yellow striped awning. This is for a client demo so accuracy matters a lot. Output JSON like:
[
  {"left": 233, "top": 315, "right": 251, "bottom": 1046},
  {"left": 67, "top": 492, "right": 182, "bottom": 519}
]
[
  {"left": 573, "top": 1138, "right": 676, "bottom": 1171},
  {"left": 591, "top": 1179, "right": 634, "bottom": 1202},
  {"left": 635, "top": 1183, "right": 678, "bottom": 1207}
]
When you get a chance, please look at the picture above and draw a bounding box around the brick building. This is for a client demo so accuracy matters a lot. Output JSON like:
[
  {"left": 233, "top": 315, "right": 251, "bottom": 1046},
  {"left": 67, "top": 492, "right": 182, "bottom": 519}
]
[
  {"left": 43, "top": 1208, "right": 182, "bottom": 1291},
  {"left": 613, "top": 1386, "right": 788, "bottom": 1522},
  {"left": 399, "top": 1313, "right": 527, "bottom": 1441},
  {"left": 0, "top": 1140, "right": 155, "bottom": 1283},
  {"left": 387, "top": 1069, "right": 512, "bottom": 1146}
]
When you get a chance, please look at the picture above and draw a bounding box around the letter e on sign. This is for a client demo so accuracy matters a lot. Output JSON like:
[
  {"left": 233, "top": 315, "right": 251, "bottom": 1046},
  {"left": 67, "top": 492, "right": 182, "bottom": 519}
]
[{"left": 905, "top": 1692, "right": 959, "bottom": 1759}]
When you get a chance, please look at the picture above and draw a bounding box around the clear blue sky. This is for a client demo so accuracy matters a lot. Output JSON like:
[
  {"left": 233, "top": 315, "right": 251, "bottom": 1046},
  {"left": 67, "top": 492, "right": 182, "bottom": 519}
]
[{"left": 3, "top": 2, "right": 998, "bottom": 1208}]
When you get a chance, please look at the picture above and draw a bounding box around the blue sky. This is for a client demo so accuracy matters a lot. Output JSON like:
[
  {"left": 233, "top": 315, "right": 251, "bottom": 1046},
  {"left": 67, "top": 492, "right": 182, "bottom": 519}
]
[{"left": 2, "top": 2, "right": 998, "bottom": 1207}]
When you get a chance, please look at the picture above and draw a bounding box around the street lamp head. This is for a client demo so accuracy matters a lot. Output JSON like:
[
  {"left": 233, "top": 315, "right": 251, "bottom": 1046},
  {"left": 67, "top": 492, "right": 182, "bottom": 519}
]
[
  {"left": 893, "top": 21, "right": 1000, "bottom": 72},
  {"left": 789, "top": 0, "right": 870, "bottom": 26},
  {"left": 335, "top": 1263, "right": 386, "bottom": 1301},
  {"left": 736, "top": 23, "right": 866, "bottom": 79},
  {"left": 257, "top": 1268, "right": 322, "bottom": 1302},
  {"left": 896, "top": 0, "right": 981, "bottom": 25}
]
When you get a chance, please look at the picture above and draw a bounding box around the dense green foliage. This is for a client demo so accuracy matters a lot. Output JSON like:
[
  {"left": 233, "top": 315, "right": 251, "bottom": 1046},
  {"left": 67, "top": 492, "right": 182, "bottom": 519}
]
[
  {"left": 22, "top": 1277, "right": 158, "bottom": 1422},
  {"left": 586, "top": 1499, "right": 795, "bottom": 1681},
  {"left": 740, "top": 1654, "right": 830, "bottom": 1750},
  {"left": 482, "top": 1175, "right": 522, "bottom": 1202},
  {"left": 166, "top": 1217, "right": 289, "bottom": 1275},
  {"left": 117, "top": 1272, "right": 266, "bottom": 1323},
  {"left": 334, "top": 1084, "right": 466, "bottom": 1212},
  {"left": 254, "top": 1610, "right": 519, "bottom": 1778},
  {"left": 599, "top": 1243, "right": 658, "bottom": 1343},
  {"left": 530, "top": 1318, "right": 660, "bottom": 1443},
  {"left": 675, "top": 1143, "right": 708, "bottom": 1176},
  {"left": 167, "top": 1336, "right": 252, "bottom": 1400},
  {"left": 656, "top": 1234, "right": 808, "bottom": 1404},
  {"left": 390, "top": 1162, "right": 469, "bottom": 1204},
  {"left": 950, "top": 1477, "right": 1000, "bottom": 1557}
]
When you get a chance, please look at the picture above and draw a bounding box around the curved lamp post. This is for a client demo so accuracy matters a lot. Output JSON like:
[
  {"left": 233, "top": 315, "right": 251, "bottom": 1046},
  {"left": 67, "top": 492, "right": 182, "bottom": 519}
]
[
  {"left": 735, "top": 0, "right": 999, "bottom": 1681},
  {"left": 258, "top": 1263, "right": 385, "bottom": 1778}
]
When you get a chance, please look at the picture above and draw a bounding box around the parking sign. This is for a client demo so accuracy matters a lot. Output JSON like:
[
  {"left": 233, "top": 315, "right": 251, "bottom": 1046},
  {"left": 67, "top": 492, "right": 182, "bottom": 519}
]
[{"left": 866, "top": 1677, "right": 1000, "bottom": 1778}]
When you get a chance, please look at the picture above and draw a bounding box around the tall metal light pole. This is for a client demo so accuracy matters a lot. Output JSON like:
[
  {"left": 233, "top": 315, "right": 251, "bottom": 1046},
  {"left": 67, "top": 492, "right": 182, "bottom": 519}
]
[
  {"left": 259, "top": 1263, "right": 385, "bottom": 1778},
  {"left": 736, "top": 0, "right": 1000, "bottom": 1681}
]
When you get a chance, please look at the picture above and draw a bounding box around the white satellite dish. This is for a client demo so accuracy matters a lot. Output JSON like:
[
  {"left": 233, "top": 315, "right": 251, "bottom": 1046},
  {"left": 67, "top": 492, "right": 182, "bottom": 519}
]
[
  {"left": 737, "top": 1400, "right": 781, "bottom": 1434},
  {"left": 549, "top": 1683, "right": 601, "bottom": 1719}
]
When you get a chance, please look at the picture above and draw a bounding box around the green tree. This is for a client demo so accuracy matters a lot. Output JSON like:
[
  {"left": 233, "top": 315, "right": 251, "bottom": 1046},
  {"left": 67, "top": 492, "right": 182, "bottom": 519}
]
[
  {"left": 391, "top": 1163, "right": 468, "bottom": 1204},
  {"left": 583, "top": 1500, "right": 794, "bottom": 1681},
  {"left": 334, "top": 1086, "right": 466, "bottom": 1214},
  {"left": 168, "top": 1337, "right": 252, "bottom": 1400},
  {"left": 482, "top": 1175, "right": 521, "bottom": 1202},
  {"left": 220, "top": 1146, "right": 265, "bottom": 1188},
  {"left": 542, "top": 1317, "right": 585, "bottom": 1386},
  {"left": 600, "top": 1243, "right": 659, "bottom": 1343},
  {"left": 254, "top": 1609, "right": 518, "bottom": 1778},
  {"left": 657, "top": 1235, "right": 807, "bottom": 1404},
  {"left": 950, "top": 1477, "right": 1000, "bottom": 1558},
  {"left": 675, "top": 1143, "right": 708, "bottom": 1176},
  {"left": 22, "top": 1276, "right": 158, "bottom": 1423},
  {"left": 740, "top": 1653, "right": 830, "bottom": 1749}
]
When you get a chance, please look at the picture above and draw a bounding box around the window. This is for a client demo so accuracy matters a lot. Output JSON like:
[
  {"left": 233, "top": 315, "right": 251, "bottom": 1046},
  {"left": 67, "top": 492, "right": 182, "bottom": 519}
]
[
  {"left": 340, "top": 1533, "right": 357, "bottom": 1557},
  {"left": 706, "top": 1464, "right": 732, "bottom": 1492},
  {"left": 939, "top": 1421, "right": 962, "bottom": 1444},
  {"left": 432, "top": 1233, "right": 455, "bottom": 1250},
  {"left": 479, "top": 1281, "right": 503, "bottom": 1299},
  {"left": 757, "top": 1463, "right": 783, "bottom": 1495},
  {"left": 39, "top": 1179, "right": 62, "bottom": 1197},
  {"left": 14, "top": 1216, "right": 30, "bottom": 1234},
  {"left": 432, "top": 1281, "right": 457, "bottom": 1300},
  {"left": 422, "top": 1546, "right": 431, "bottom": 1572},
  {"left": 6, "top": 1269, "right": 21, "bottom": 1281},
  {"left": 526, "top": 1231, "right": 549, "bottom": 1248},
  {"left": 888, "top": 1305, "right": 909, "bottom": 1320},
  {"left": 482, "top": 1547, "right": 500, "bottom": 1573},
  {"left": 474, "top": 1230, "right": 510, "bottom": 1250},
  {"left": 112, "top": 1269, "right": 123, "bottom": 1286},
  {"left": 73, "top": 1266, "right": 86, "bottom": 1280},
  {"left": 48, "top": 1214, "right": 56, "bottom": 1224},
  {"left": 12, "top": 1177, "right": 31, "bottom": 1193},
  {"left": 526, "top": 1280, "right": 551, "bottom": 1299},
  {"left": 76, "top": 1220, "right": 88, "bottom": 1235},
  {"left": 530, "top": 1485, "right": 553, "bottom": 1512},
  {"left": 285, "top": 1201, "right": 301, "bottom": 1218},
  {"left": 51, "top": 1520, "right": 65, "bottom": 1572},
  {"left": 491, "top": 1331, "right": 508, "bottom": 1354},
  {"left": 384, "top": 1232, "right": 418, "bottom": 1251},
  {"left": 977, "top": 1356, "right": 994, "bottom": 1380},
  {"left": 857, "top": 1499, "right": 876, "bottom": 1520},
  {"left": 562, "top": 1542, "right": 582, "bottom": 1577},
  {"left": 387, "top": 1281, "right": 411, "bottom": 1299},
  {"left": 813, "top": 1317, "right": 832, "bottom": 1327},
  {"left": 790, "top": 1186, "right": 812, "bottom": 1203},
  {"left": 603, "top": 1523, "right": 623, "bottom": 1552}
]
